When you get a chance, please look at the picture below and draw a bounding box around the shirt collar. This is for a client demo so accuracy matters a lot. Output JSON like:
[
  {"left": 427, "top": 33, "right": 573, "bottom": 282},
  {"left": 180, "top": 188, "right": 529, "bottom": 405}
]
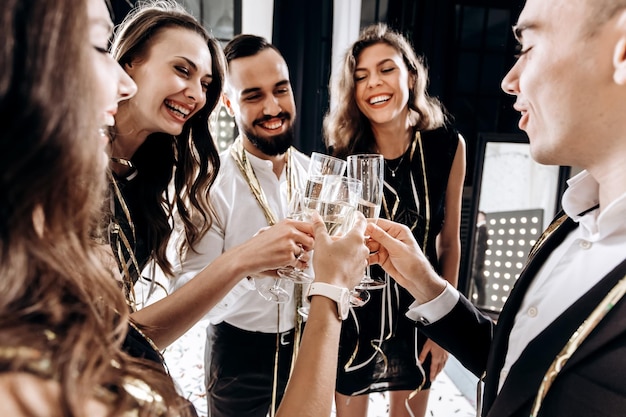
[
  {"left": 562, "top": 170, "right": 599, "bottom": 220},
  {"left": 244, "top": 147, "right": 276, "bottom": 172},
  {"left": 562, "top": 170, "right": 626, "bottom": 238}
]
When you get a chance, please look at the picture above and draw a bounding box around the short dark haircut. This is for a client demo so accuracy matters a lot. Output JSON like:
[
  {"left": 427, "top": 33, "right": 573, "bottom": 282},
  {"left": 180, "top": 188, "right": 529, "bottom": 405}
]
[{"left": 223, "top": 34, "right": 281, "bottom": 64}]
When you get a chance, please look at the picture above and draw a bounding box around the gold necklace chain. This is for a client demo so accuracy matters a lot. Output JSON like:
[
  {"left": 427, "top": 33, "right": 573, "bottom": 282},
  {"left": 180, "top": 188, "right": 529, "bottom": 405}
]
[
  {"left": 386, "top": 153, "right": 406, "bottom": 178},
  {"left": 230, "top": 137, "right": 296, "bottom": 226}
]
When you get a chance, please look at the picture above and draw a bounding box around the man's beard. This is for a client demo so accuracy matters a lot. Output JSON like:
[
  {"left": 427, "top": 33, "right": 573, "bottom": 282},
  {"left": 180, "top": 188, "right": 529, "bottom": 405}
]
[{"left": 241, "top": 112, "right": 295, "bottom": 156}]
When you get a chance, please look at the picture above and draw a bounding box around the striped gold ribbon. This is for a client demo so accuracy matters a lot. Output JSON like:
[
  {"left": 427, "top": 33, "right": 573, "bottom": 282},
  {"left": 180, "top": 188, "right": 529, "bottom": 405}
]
[
  {"left": 530, "top": 274, "right": 626, "bottom": 416},
  {"left": 229, "top": 137, "right": 302, "bottom": 417},
  {"left": 347, "top": 131, "right": 431, "bottom": 415}
]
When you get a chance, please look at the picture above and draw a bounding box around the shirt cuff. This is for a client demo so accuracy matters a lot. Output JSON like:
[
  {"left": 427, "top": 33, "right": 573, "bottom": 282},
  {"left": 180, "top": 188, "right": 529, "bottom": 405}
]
[{"left": 405, "top": 283, "right": 459, "bottom": 325}]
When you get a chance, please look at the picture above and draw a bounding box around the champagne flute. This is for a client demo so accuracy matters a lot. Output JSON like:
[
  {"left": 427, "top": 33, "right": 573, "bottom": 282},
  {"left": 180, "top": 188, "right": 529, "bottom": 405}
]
[
  {"left": 295, "top": 173, "right": 329, "bottom": 320},
  {"left": 298, "top": 175, "right": 367, "bottom": 318},
  {"left": 348, "top": 154, "right": 386, "bottom": 290},
  {"left": 308, "top": 152, "right": 347, "bottom": 177},
  {"left": 302, "top": 151, "right": 346, "bottom": 211},
  {"left": 255, "top": 189, "right": 300, "bottom": 304},
  {"left": 256, "top": 276, "right": 293, "bottom": 304},
  {"left": 320, "top": 175, "right": 371, "bottom": 307},
  {"left": 277, "top": 189, "right": 314, "bottom": 283},
  {"left": 318, "top": 175, "right": 361, "bottom": 236}
]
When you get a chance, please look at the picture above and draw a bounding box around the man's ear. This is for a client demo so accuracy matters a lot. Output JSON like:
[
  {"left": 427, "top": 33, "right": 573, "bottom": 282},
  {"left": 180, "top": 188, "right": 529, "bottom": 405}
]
[
  {"left": 613, "top": 10, "right": 626, "bottom": 85},
  {"left": 221, "top": 93, "right": 235, "bottom": 116}
]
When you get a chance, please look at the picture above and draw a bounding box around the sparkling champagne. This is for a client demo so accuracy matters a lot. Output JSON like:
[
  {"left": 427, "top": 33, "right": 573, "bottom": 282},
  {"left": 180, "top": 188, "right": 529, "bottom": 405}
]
[
  {"left": 304, "top": 177, "right": 324, "bottom": 200},
  {"left": 357, "top": 199, "right": 380, "bottom": 219},
  {"left": 319, "top": 201, "right": 355, "bottom": 236}
]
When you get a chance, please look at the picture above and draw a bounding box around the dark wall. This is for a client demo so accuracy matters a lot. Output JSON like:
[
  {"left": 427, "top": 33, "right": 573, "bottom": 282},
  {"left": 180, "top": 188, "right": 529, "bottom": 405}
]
[
  {"left": 384, "top": 0, "right": 525, "bottom": 185},
  {"left": 272, "top": 0, "right": 334, "bottom": 155}
]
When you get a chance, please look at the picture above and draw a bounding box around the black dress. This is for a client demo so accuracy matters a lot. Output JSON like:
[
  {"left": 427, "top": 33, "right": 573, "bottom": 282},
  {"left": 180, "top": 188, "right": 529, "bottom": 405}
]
[
  {"left": 109, "top": 171, "right": 151, "bottom": 289},
  {"left": 336, "top": 124, "right": 460, "bottom": 395}
]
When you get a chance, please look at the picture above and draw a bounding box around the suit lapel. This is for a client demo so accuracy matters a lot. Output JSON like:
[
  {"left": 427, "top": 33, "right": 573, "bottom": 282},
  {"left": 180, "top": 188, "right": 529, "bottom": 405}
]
[
  {"left": 487, "top": 256, "right": 626, "bottom": 417},
  {"left": 482, "top": 215, "right": 576, "bottom": 413},
  {"left": 561, "top": 281, "right": 626, "bottom": 372}
]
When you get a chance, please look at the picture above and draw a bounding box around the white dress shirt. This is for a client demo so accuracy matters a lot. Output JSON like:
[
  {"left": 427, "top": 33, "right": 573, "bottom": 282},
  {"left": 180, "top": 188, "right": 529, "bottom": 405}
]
[
  {"left": 406, "top": 170, "right": 626, "bottom": 391},
  {"left": 172, "top": 144, "right": 310, "bottom": 333}
]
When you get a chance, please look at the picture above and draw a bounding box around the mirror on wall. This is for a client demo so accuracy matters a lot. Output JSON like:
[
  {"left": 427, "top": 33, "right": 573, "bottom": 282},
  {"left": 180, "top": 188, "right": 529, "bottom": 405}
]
[{"left": 465, "top": 133, "right": 570, "bottom": 317}]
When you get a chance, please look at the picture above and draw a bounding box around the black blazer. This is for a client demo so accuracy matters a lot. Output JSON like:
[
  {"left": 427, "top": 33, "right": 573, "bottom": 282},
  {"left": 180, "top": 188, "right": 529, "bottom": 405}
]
[{"left": 420, "top": 216, "right": 626, "bottom": 417}]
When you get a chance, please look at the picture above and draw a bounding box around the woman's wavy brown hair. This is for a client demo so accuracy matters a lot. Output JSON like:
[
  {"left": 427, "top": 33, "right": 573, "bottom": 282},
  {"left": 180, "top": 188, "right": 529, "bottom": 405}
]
[
  {"left": 324, "top": 23, "right": 446, "bottom": 158},
  {"left": 110, "top": 0, "right": 224, "bottom": 277},
  {"left": 0, "top": 0, "right": 190, "bottom": 414}
]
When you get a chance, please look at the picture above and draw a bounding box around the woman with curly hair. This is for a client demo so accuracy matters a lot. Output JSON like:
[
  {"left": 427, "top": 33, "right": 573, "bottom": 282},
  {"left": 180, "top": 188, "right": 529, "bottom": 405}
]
[{"left": 325, "top": 23, "right": 466, "bottom": 417}]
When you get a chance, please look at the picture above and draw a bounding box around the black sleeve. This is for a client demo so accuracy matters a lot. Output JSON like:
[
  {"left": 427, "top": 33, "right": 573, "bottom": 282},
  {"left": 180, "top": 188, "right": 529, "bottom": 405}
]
[{"left": 418, "top": 295, "right": 494, "bottom": 378}]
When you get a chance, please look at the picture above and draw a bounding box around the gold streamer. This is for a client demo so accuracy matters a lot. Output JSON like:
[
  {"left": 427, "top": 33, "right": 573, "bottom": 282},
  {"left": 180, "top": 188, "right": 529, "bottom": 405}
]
[
  {"left": 229, "top": 137, "right": 302, "bottom": 417},
  {"left": 473, "top": 212, "right": 619, "bottom": 417},
  {"left": 473, "top": 214, "right": 567, "bottom": 417},
  {"left": 530, "top": 274, "right": 626, "bottom": 416},
  {"left": 110, "top": 174, "right": 141, "bottom": 309},
  {"left": 345, "top": 131, "right": 431, "bottom": 411},
  {"left": 402, "top": 131, "right": 431, "bottom": 415}
]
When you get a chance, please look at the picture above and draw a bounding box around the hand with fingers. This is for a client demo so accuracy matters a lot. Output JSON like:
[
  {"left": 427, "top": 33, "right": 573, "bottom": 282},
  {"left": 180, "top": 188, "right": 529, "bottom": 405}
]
[
  {"left": 277, "top": 211, "right": 370, "bottom": 417},
  {"left": 366, "top": 218, "right": 448, "bottom": 304},
  {"left": 311, "top": 211, "right": 370, "bottom": 289},
  {"left": 235, "top": 218, "right": 315, "bottom": 279},
  {"left": 419, "top": 338, "right": 449, "bottom": 380}
]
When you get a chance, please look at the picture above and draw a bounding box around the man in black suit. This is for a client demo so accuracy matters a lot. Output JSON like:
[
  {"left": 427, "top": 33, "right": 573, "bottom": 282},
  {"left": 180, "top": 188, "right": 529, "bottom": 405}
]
[{"left": 365, "top": 0, "right": 626, "bottom": 416}]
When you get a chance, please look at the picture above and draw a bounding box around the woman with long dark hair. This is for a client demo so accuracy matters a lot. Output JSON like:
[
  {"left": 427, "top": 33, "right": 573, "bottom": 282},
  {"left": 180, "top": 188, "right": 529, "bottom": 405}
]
[{"left": 107, "top": 1, "right": 316, "bottom": 350}]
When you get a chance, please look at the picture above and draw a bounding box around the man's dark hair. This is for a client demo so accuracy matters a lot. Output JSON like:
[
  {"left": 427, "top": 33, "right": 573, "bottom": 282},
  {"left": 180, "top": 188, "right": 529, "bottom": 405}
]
[{"left": 223, "top": 34, "right": 281, "bottom": 64}]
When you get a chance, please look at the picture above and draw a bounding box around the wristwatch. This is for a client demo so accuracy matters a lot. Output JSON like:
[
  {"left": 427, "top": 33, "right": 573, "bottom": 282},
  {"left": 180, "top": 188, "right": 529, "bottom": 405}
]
[{"left": 306, "top": 282, "right": 350, "bottom": 320}]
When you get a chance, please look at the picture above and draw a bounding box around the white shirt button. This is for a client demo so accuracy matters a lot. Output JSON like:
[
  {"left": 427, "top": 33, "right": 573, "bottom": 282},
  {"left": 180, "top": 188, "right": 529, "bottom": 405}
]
[
  {"left": 579, "top": 240, "right": 592, "bottom": 249},
  {"left": 527, "top": 306, "right": 538, "bottom": 317}
]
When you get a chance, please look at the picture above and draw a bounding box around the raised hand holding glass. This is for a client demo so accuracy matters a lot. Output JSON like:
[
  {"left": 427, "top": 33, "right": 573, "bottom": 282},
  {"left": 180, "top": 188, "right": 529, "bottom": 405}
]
[{"left": 277, "top": 189, "right": 314, "bottom": 283}]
